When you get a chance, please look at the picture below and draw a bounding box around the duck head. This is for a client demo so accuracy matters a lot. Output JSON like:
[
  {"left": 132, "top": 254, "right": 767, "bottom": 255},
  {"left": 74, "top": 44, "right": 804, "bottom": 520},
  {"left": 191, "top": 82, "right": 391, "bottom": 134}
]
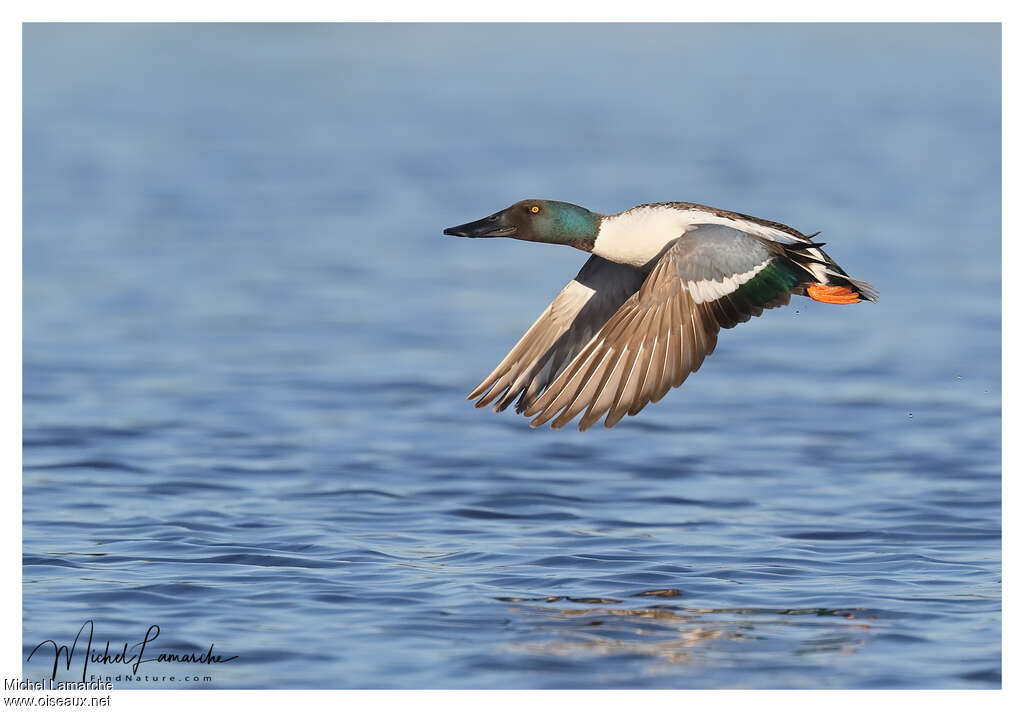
[{"left": 444, "top": 200, "right": 600, "bottom": 252}]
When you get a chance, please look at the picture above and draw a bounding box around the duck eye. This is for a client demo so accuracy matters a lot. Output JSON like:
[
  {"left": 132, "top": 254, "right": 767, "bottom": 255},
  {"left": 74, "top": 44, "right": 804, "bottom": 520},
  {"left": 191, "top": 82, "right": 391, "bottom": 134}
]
[{"left": 530, "top": 205, "right": 540, "bottom": 214}]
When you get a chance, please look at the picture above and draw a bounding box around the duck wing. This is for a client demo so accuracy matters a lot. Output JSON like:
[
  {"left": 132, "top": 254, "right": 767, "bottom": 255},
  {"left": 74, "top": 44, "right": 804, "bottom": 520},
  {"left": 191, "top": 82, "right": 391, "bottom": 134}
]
[
  {"left": 523, "top": 224, "right": 806, "bottom": 431},
  {"left": 469, "top": 255, "right": 646, "bottom": 413}
]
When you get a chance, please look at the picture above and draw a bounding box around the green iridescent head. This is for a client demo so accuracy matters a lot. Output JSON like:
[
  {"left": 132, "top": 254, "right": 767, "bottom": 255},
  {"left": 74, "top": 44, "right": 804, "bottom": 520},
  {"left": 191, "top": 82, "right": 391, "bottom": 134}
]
[{"left": 444, "top": 199, "right": 600, "bottom": 251}]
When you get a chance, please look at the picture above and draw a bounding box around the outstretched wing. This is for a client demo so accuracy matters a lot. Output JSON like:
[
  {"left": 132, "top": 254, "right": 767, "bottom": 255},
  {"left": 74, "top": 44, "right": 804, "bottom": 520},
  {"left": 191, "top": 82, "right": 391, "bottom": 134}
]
[
  {"left": 469, "top": 255, "right": 646, "bottom": 413},
  {"left": 523, "top": 224, "right": 805, "bottom": 431}
]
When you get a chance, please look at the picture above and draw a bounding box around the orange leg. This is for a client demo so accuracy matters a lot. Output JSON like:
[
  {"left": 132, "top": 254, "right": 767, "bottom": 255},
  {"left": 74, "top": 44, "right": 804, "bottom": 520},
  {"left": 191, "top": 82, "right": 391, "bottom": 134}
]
[{"left": 807, "top": 284, "right": 861, "bottom": 305}]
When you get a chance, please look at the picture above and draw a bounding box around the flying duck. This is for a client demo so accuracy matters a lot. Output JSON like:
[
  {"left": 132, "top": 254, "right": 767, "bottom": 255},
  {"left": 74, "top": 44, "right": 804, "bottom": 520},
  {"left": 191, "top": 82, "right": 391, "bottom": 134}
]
[{"left": 444, "top": 200, "right": 877, "bottom": 431}]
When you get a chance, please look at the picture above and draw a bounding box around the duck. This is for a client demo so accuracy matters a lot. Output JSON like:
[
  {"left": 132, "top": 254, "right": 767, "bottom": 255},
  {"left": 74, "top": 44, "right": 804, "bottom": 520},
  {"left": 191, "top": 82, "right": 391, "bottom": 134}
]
[{"left": 444, "top": 199, "right": 877, "bottom": 432}]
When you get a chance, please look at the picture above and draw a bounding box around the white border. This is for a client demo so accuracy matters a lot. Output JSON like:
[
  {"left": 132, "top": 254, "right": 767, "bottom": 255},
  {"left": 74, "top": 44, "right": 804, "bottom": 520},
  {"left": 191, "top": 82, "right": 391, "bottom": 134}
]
[{"left": 6, "top": 4, "right": 1015, "bottom": 710}]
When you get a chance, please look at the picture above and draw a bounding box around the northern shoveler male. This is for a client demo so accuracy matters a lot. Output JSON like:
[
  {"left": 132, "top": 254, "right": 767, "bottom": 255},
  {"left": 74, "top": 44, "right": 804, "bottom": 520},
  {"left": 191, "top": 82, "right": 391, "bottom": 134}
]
[{"left": 445, "top": 200, "right": 877, "bottom": 431}]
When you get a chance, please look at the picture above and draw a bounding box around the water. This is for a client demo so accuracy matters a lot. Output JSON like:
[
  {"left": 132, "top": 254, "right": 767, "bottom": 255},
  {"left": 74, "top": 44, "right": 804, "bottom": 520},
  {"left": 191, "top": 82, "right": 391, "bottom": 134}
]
[{"left": 22, "top": 23, "right": 1000, "bottom": 688}]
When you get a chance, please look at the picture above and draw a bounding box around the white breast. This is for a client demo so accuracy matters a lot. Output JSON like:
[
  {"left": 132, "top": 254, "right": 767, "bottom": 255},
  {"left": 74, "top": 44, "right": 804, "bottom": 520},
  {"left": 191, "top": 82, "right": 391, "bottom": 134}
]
[{"left": 592, "top": 207, "right": 689, "bottom": 267}]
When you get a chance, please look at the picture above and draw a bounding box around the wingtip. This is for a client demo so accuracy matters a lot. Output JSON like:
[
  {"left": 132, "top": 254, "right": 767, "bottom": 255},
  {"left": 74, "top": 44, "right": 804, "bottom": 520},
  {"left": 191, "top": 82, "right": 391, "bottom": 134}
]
[
  {"left": 469, "top": 393, "right": 496, "bottom": 410},
  {"left": 603, "top": 411, "right": 627, "bottom": 429},
  {"left": 521, "top": 402, "right": 543, "bottom": 418}
]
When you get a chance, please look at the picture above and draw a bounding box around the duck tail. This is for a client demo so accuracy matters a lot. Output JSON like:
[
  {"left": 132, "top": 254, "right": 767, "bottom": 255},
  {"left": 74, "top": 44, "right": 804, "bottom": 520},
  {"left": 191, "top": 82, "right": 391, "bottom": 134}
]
[
  {"left": 841, "top": 275, "right": 879, "bottom": 303},
  {"left": 781, "top": 240, "right": 878, "bottom": 304}
]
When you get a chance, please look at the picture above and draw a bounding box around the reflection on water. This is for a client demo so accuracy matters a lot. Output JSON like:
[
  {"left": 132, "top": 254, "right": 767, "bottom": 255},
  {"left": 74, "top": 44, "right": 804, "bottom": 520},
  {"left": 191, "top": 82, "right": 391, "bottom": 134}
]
[
  {"left": 505, "top": 598, "right": 875, "bottom": 675},
  {"left": 508, "top": 606, "right": 742, "bottom": 667},
  {"left": 23, "top": 24, "right": 1000, "bottom": 688}
]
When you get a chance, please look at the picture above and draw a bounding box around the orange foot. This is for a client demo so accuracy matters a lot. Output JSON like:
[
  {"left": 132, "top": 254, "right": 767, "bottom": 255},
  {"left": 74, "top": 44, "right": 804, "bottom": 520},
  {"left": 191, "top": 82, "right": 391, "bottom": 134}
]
[{"left": 808, "top": 284, "right": 861, "bottom": 305}]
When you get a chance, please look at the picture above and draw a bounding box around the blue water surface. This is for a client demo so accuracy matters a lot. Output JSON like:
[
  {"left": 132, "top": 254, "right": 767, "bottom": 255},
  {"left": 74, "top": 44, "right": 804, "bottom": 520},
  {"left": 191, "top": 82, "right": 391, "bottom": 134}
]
[{"left": 22, "top": 23, "right": 1000, "bottom": 689}]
